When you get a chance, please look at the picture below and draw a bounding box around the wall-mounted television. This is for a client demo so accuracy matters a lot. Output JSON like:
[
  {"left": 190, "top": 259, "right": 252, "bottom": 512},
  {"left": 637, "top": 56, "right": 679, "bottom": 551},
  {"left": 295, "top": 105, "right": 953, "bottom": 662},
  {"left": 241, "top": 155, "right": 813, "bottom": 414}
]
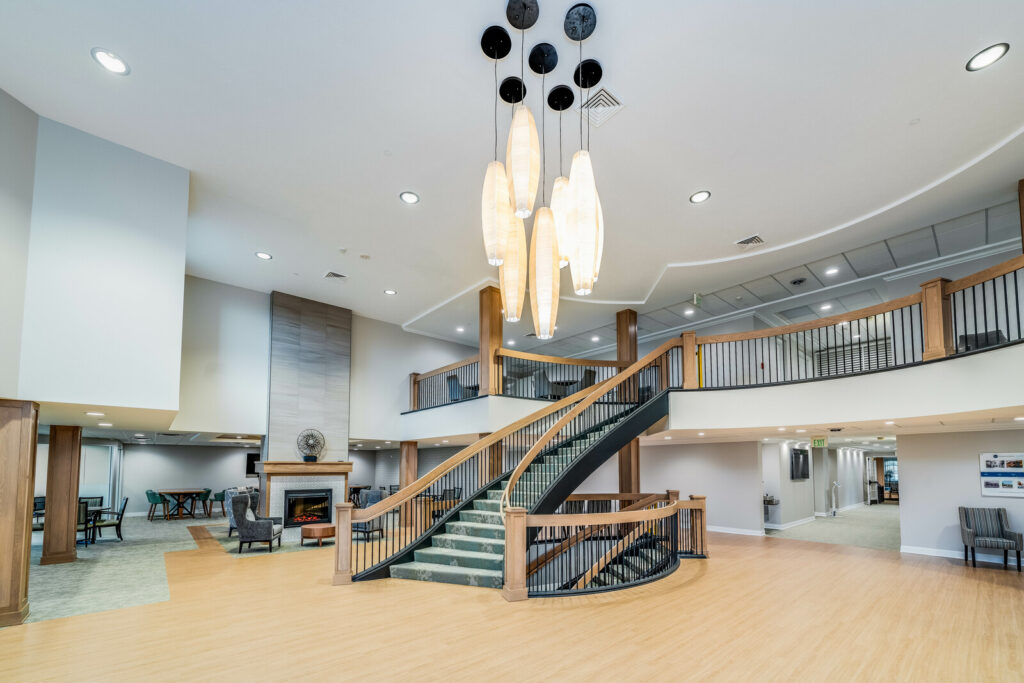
[
  {"left": 790, "top": 448, "right": 810, "bottom": 480},
  {"left": 245, "top": 453, "right": 261, "bottom": 478}
]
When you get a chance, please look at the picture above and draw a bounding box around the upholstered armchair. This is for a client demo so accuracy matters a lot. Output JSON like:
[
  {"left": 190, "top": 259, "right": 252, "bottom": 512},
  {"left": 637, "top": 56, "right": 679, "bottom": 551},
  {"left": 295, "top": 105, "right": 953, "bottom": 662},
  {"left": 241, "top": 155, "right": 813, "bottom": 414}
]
[
  {"left": 353, "top": 489, "right": 385, "bottom": 540},
  {"left": 230, "top": 492, "right": 282, "bottom": 553},
  {"left": 225, "top": 487, "right": 259, "bottom": 536},
  {"left": 446, "top": 375, "right": 475, "bottom": 402},
  {"left": 959, "top": 506, "right": 1022, "bottom": 571}
]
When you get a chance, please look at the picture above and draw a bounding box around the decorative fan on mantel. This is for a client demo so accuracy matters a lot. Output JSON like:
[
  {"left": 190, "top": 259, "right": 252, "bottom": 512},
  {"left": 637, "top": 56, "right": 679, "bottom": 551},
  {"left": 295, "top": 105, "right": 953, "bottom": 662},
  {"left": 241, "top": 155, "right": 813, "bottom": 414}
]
[{"left": 297, "top": 429, "right": 325, "bottom": 462}]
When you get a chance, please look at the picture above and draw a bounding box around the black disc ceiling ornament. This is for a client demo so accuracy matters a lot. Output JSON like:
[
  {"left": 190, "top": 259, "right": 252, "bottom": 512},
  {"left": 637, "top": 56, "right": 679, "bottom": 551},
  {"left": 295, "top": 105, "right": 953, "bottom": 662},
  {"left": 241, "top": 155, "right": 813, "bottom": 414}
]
[
  {"left": 564, "top": 3, "right": 597, "bottom": 41},
  {"left": 480, "top": 25, "right": 512, "bottom": 59},
  {"left": 547, "top": 85, "right": 575, "bottom": 111},
  {"left": 499, "top": 76, "right": 527, "bottom": 104},
  {"left": 528, "top": 43, "right": 558, "bottom": 74},
  {"left": 506, "top": 0, "right": 540, "bottom": 30},
  {"left": 574, "top": 58, "right": 602, "bottom": 88}
]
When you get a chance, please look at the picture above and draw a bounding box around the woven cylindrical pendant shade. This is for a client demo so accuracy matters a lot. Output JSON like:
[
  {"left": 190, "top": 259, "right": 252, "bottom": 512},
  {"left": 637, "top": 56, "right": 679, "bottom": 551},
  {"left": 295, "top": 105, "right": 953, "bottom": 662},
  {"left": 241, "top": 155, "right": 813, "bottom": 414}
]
[
  {"left": 594, "top": 193, "right": 604, "bottom": 282},
  {"left": 567, "top": 150, "right": 600, "bottom": 296},
  {"left": 505, "top": 103, "right": 540, "bottom": 219},
  {"left": 481, "top": 161, "right": 513, "bottom": 266},
  {"left": 529, "top": 207, "right": 560, "bottom": 339},
  {"left": 549, "top": 175, "right": 572, "bottom": 268},
  {"left": 499, "top": 214, "right": 528, "bottom": 322}
]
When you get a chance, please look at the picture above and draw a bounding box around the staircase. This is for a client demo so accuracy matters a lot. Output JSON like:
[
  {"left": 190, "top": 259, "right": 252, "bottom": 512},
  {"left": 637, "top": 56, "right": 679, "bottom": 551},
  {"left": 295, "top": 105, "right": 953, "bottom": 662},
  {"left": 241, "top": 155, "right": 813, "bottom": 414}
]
[
  {"left": 387, "top": 415, "right": 629, "bottom": 588},
  {"left": 585, "top": 536, "right": 674, "bottom": 588}
]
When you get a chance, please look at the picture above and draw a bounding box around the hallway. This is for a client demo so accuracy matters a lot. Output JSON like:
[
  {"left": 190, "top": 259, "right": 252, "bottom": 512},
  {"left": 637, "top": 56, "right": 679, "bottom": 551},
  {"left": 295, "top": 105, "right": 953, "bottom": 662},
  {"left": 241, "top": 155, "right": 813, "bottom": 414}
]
[{"left": 766, "top": 504, "right": 900, "bottom": 551}]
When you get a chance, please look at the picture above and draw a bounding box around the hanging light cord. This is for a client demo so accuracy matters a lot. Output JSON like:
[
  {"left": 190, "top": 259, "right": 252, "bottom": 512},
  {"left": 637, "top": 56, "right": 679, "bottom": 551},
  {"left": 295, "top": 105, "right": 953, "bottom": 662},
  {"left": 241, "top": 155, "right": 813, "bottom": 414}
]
[
  {"left": 578, "top": 40, "right": 583, "bottom": 150},
  {"left": 541, "top": 71, "right": 546, "bottom": 204},
  {"left": 558, "top": 109, "right": 563, "bottom": 177},
  {"left": 493, "top": 55, "right": 498, "bottom": 161}
]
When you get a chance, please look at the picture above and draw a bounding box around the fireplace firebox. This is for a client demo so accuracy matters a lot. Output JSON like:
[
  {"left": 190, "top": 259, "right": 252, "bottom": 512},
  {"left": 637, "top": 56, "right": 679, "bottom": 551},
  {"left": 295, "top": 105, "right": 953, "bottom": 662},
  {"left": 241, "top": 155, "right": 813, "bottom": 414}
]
[{"left": 283, "top": 489, "right": 333, "bottom": 527}]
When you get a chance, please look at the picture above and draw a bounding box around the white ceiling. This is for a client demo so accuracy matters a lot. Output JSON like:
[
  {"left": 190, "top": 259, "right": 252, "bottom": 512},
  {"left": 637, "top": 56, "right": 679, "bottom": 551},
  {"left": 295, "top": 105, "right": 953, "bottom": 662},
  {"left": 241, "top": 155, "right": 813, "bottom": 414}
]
[{"left": 2, "top": 1, "right": 1024, "bottom": 348}]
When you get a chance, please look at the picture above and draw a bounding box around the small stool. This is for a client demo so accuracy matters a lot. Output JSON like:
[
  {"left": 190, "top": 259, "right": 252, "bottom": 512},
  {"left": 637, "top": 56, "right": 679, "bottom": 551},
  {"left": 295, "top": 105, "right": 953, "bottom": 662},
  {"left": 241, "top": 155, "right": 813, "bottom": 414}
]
[{"left": 300, "top": 523, "right": 336, "bottom": 547}]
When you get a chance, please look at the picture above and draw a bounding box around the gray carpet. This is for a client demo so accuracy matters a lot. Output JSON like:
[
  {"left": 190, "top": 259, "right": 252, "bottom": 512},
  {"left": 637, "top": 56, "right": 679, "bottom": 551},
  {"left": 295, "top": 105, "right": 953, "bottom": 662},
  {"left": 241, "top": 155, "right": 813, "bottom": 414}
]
[
  {"left": 765, "top": 503, "right": 901, "bottom": 551},
  {"left": 210, "top": 524, "right": 334, "bottom": 556}
]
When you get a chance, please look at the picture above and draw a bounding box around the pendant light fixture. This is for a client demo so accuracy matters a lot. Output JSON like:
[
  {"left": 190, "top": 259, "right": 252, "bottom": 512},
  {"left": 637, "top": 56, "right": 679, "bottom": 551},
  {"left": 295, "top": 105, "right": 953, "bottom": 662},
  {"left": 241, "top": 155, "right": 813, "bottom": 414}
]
[
  {"left": 505, "top": 26, "right": 540, "bottom": 218},
  {"left": 499, "top": 214, "right": 528, "bottom": 322},
  {"left": 547, "top": 85, "right": 575, "bottom": 269},
  {"left": 480, "top": 26, "right": 514, "bottom": 266}
]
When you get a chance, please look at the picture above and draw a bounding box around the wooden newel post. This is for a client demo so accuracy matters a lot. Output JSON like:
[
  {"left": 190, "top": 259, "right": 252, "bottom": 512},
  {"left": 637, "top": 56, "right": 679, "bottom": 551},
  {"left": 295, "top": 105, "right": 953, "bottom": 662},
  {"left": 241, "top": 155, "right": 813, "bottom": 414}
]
[
  {"left": 689, "top": 494, "right": 708, "bottom": 557},
  {"left": 920, "top": 278, "right": 953, "bottom": 361},
  {"left": 502, "top": 507, "right": 528, "bottom": 602},
  {"left": 408, "top": 372, "right": 420, "bottom": 411},
  {"left": 681, "top": 331, "right": 698, "bottom": 389},
  {"left": 667, "top": 489, "right": 679, "bottom": 502},
  {"left": 333, "top": 502, "right": 354, "bottom": 585}
]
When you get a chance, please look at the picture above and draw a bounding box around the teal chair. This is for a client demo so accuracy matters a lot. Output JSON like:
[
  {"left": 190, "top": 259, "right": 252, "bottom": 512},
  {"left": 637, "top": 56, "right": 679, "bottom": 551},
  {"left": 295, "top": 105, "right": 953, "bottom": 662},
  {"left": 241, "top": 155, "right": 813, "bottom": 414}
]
[
  {"left": 213, "top": 489, "right": 227, "bottom": 516},
  {"left": 145, "top": 489, "right": 169, "bottom": 521},
  {"left": 195, "top": 488, "right": 213, "bottom": 517}
]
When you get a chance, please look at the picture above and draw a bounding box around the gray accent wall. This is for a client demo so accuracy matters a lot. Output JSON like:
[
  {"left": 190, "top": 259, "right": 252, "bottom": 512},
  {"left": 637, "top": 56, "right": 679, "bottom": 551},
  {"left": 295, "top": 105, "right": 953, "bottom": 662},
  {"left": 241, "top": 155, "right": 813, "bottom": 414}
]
[
  {"left": 898, "top": 430, "right": 1024, "bottom": 559},
  {"left": 267, "top": 292, "right": 352, "bottom": 461}
]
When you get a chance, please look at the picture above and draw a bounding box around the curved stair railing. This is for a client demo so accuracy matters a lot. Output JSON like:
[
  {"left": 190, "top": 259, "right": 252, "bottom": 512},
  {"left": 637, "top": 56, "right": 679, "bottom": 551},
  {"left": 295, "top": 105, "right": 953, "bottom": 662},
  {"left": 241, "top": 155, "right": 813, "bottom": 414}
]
[
  {"left": 500, "top": 338, "right": 686, "bottom": 517},
  {"left": 332, "top": 381, "right": 610, "bottom": 584}
]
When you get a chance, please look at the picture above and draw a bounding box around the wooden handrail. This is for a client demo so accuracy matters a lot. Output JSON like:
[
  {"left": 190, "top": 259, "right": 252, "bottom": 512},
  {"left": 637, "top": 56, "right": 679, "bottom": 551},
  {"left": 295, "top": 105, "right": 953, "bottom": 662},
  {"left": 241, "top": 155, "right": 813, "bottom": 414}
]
[
  {"left": 696, "top": 292, "right": 922, "bottom": 345},
  {"left": 565, "top": 492, "right": 663, "bottom": 501},
  {"left": 415, "top": 355, "right": 480, "bottom": 381},
  {"left": 496, "top": 347, "right": 629, "bottom": 368},
  {"left": 943, "top": 254, "right": 1024, "bottom": 295},
  {"left": 353, "top": 380, "right": 608, "bottom": 523},
  {"left": 525, "top": 498, "right": 701, "bottom": 526},
  {"left": 500, "top": 337, "right": 685, "bottom": 517}
]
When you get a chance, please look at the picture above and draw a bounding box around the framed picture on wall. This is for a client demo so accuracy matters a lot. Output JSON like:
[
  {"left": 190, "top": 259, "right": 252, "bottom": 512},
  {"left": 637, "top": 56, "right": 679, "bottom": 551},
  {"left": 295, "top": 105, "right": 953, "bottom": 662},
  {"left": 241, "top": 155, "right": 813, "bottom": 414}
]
[
  {"left": 790, "top": 448, "right": 810, "bottom": 480},
  {"left": 979, "top": 453, "right": 1024, "bottom": 498}
]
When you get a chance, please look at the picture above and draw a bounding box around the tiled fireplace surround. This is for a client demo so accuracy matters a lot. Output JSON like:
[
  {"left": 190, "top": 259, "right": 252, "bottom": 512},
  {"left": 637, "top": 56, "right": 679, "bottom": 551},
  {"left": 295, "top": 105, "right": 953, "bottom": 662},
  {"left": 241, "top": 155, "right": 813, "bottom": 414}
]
[{"left": 255, "top": 462, "right": 351, "bottom": 543}]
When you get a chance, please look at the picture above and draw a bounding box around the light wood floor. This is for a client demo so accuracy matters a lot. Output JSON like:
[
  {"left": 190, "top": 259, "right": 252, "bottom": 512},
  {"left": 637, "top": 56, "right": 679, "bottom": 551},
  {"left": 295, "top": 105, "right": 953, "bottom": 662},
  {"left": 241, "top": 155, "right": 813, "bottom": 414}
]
[{"left": 1, "top": 532, "right": 1021, "bottom": 681}]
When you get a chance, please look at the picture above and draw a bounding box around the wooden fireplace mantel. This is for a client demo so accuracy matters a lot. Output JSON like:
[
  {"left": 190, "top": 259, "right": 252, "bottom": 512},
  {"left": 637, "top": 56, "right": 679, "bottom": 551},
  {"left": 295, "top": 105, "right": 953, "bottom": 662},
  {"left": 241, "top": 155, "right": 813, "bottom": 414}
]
[{"left": 254, "top": 461, "right": 353, "bottom": 516}]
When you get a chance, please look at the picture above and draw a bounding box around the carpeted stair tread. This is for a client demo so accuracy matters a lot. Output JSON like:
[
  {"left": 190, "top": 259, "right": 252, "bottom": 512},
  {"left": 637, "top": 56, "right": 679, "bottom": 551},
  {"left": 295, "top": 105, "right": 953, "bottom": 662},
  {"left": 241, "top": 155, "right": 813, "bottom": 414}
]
[
  {"left": 389, "top": 561, "right": 503, "bottom": 589},
  {"left": 432, "top": 533, "right": 505, "bottom": 554},
  {"left": 414, "top": 546, "right": 503, "bottom": 571},
  {"left": 446, "top": 521, "right": 505, "bottom": 539},
  {"left": 474, "top": 499, "right": 501, "bottom": 512},
  {"left": 460, "top": 509, "right": 503, "bottom": 524}
]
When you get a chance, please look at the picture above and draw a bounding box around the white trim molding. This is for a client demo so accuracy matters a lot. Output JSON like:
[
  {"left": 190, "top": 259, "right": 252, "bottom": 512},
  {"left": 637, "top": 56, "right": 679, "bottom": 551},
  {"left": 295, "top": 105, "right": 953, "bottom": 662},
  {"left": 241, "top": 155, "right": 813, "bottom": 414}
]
[
  {"left": 708, "top": 525, "right": 765, "bottom": 537},
  {"left": 764, "top": 516, "right": 815, "bottom": 531},
  {"left": 900, "top": 545, "right": 1007, "bottom": 566}
]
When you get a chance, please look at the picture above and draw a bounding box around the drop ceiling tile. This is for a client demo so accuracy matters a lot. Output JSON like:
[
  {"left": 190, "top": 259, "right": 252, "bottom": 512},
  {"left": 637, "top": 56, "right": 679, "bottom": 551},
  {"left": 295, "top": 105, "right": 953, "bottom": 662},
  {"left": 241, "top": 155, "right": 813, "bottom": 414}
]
[
  {"left": 885, "top": 226, "right": 939, "bottom": 267},
  {"left": 665, "top": 302, "right": 708, "bottom": 321},
  {"left": 636, "top": 314, "right": 672, "bottom": 334},
  {"left": 644, "top": 308, "right": 687, "bottom": 327},
  {"left": 837, "top": 289, "right": 882, "bottom": 309},
  {"left": 843, "top": 242, "right": 896, "bottom": 277},
  {"left": 715, "top": 285, "right": 762, "bottom": 307},
  {"left": 934, "top": 210, "right": 985, "bottom": 254},
  {"left": 777, "top": 305, "right": 817, "bottom": 323},
  {"left": 986, "top": 201, "right": 1021, "bottom": 243},
  {"left": 813, "top": 299, "right": 844, "bottom": 317},
  {"left": 773, "top": 265, "right": 823, "bottom": 294},
  {"left": 807, "top": 256, "right": 858, "bottom": 284},
  {"left": 695, "top": 293, "right": 734, "bottom": 316},
  {"left": 741, "top": 276, "right": 791, "bottom": 302}
]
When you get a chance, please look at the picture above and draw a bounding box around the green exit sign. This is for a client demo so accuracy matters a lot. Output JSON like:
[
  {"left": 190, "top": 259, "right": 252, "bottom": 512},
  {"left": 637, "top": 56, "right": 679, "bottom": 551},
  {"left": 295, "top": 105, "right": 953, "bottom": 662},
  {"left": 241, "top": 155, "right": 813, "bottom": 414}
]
[{"left": 812, "top": 436, "right": 828, "bottom": 448}]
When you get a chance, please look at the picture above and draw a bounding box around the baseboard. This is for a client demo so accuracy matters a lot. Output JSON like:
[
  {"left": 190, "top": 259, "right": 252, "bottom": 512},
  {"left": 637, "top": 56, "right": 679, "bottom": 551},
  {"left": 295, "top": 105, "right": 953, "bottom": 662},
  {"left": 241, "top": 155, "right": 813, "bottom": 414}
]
[
  {"left": 708, "top": 525, "right": 765, "bottom": 537},
  {"left": 900, "top": 545, "right": 1011, "bottom": 565},
  {"left": 837, "top": 502, "right": 865, "bottom": 513},
  {"left": 125, "top": 511, "right": 150, "bottom": 518},
  {"left": 764, "top": 516, "right": 815, "bottom": 531},
  {"left": 814, "top": 512, "right": 827, "bottom": 517}
]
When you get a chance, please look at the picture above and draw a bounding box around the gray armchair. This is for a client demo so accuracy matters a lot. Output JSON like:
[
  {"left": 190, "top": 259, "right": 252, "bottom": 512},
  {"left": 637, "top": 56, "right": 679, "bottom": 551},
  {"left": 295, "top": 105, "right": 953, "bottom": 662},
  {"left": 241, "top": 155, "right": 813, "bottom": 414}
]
[
  {"left": 959, "top": 506, "right": 1022, "bottom": 571},
  {"left": 353, "top": 489, "right": 385, "bottom": 541},
  {"left": 446, "top": 375, "right": 475, "bottom": 402},
  {"left": 225, "top": 487, "right": 259, "bottom": 537},
  {"left": 231, "top": 492, "right": 282, "bottom": 553}
]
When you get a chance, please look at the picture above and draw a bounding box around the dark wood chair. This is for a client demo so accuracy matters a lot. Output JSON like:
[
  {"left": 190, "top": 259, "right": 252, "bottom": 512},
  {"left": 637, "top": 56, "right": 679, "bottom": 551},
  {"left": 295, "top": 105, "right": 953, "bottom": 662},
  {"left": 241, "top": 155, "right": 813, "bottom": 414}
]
[
  {"left": 94, "top": 497, "right": 129, "bottom": 541},
  {"left": 75, "top": 500, "right": 94, "bottom": 546}
]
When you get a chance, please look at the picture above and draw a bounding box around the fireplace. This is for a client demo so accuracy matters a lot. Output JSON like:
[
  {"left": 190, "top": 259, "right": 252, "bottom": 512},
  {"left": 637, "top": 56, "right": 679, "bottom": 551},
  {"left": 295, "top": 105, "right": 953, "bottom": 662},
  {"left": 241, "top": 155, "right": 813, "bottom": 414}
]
[{"left": 283, "top": 489, "right": 333, "bottom": 527}]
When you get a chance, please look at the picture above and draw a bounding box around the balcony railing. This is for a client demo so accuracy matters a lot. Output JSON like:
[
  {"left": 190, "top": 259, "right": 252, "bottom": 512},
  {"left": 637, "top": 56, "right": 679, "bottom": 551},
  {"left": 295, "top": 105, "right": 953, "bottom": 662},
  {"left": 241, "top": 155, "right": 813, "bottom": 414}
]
[
  {"left": 408, "top": 357, "right": 479, "bottom": 411},
  {"left": 496, "top": 348, "right": 625, "bottom": 400},
  {"left": 945, "top": 255, "right": 1024, "bottom": 355}
]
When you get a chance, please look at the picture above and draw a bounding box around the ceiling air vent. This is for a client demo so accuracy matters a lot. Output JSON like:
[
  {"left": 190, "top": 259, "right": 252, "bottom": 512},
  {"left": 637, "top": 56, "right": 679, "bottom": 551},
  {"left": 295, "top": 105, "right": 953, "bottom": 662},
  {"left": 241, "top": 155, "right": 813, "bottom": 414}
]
[
  {"left": 579, "top": 88, "right": 623, "bottom": 127},
  {"left": 735, "top": 234, "right": 766, "bottom": 251},
  {"left": 323, "top": 271, "right": 347, "bottom": 280}
]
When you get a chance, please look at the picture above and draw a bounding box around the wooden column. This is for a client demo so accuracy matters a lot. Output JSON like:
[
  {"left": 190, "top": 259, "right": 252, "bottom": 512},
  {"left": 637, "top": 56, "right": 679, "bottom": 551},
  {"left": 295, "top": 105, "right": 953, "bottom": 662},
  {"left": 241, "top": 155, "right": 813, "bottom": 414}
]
[
  {"left": 502, "top": 507, "right": 528, "bottom": 602},
  {"left": 681, "top": 331, "right": 698, "bottom": 389},
  {"left": 920, "top": 278, "right": 953, "bottom": 361},
  {"left": 479, "top": 285, "right": 503, "bottom": 395},
  {"left": 0, "top": 400, "right": 39, "bottom": 627},
  {"left": 616, "top": 309, "right": 640, "bottom": 495},
  {"left": 41, "top": 425, "right": 82, "bottom": 565},
  {"left": 399, "top": 441, "right": 418, "bottom": 488},
  {"left": 332, "top": 502, "right": 353, "bottom": 585}
]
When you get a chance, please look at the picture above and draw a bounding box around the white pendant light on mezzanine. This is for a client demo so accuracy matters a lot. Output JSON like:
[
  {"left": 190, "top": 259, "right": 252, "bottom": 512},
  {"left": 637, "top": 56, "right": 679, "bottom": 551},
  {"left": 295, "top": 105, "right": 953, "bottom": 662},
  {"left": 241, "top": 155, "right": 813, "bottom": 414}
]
[{"left": 499, "top": 214, "right": 528, "bottom": 322}]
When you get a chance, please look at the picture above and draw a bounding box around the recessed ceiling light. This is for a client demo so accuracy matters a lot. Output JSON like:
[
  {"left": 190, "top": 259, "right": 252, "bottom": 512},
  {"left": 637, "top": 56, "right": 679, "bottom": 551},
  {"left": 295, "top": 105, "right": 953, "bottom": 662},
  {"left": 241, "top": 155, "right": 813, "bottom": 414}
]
[
  {"left": 98, "top": 422, "right": 113, "bottom": 427},
  {"left": 376, "top": 446, "right": 380, "bottom": 449},
  {"left": 966, "top": 43, "right": 1009, "bottom": 71},
  {"left": 385, "top": 440, "right": 391, "bottom": 444},
  {"left": 591, "top": 336, "right": 600, "bottom": 342},
  {"left": 796, "top": 429, "right": 807, "bottom": 433},
  {"left": 697, "top": 432, "right": 704, "bottom": 436},
  {"left": 853, "top": 334, "right": 861, "bottom": 339},
  {"left": 507, "top": 339, "right": 516, "bottom": 346},
  {"left": 777, "top": 427, "right": 786, "bottom": 431},
  {"left": 554, "top": 325, "right": 558, "bottom": 330},
  {"left": 433, "top": 443, "right": 440, "bottom": 447},
  {"left": 684, "top": 309, "right": 695, "bottom": 316},
  {"left": 134, "top": 433, "right": 145, "bottom": 438},
  {"left": 455, "top": 326, "right": 465, "bottom": 333},
  {"left": 689, "top": 190, "right": 711, "bottom": 204},
  {"left": 442, "top": 440, "right": 448, "bottom": 443},
  {"left": 824, "top": 267, "right": 839, "bottom": 276},
  {"left": 1014, "top": 417, "right": 1024, "bottom": 422},
  {"left": 664, "top": 436, "right": 672, "bottom": 440},
  {"left": 384, "top": 289, "right": 397, "bottom": 295},
  {"left": 85, "top": 411, "right": 105, "bottom": 417},
  {"left": 399, "top": 191, "right": 420, "bottom": 204},
  {"left": 255, "top": 252, "right": 273, "bottom": 260},
  {"left": 355, "top": 443, "right": 363, "bottom": 447},
  {"left": 90, "top": 48, "right": 130, "bottom": 75},
  {"left": 820, "top": 304, "right": 832, "bottom": 311}
]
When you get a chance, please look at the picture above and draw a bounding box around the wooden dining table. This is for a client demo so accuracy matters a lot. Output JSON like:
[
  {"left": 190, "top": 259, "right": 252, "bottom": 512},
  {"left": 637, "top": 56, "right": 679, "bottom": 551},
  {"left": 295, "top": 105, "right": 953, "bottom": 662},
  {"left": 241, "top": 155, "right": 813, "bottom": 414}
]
[{"left": 158, "top": 489, "right": 206, "bottom": 519}]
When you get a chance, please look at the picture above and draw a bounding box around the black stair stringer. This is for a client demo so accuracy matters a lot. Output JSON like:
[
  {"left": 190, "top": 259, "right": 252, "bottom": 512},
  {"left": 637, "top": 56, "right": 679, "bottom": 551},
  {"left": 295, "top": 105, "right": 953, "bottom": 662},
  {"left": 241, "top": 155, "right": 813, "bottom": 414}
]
[{"left": 529, "top": 390, "right": 670, "bottom": 515}]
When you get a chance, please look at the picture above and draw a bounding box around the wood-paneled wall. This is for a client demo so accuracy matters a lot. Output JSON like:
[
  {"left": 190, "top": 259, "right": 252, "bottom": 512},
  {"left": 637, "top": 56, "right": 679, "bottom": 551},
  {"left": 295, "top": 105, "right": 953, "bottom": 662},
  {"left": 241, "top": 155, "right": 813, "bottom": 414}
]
[
  {"left": 0, "top": 399, "right": 38, "bottom": 626},
  {"left": 267, "top": 292, "right": 352, "bottom": 461}
]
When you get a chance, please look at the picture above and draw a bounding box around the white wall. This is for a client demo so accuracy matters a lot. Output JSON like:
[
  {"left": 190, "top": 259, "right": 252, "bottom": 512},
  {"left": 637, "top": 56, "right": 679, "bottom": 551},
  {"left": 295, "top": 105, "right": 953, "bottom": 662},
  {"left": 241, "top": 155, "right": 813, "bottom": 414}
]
[
  {"left": 347, "top": 450, "right": 376, "bottom": 487},
  {"left": 639, "top": 441, "right": 764, "bottom": 535},
  {"left": 898, "top": 430, "right": 1024, "bottom": 562},
  {"left": 573, "top": 457, "right": 619, "bottom": 493},
  {"left": 170, "top": 276, "right": 270, "bottom": 434},
  {"left": 762, "top": 442, "right": 815, "bottom": 527},
  {"left": 33, "top": 442, "right": 114, "bottom": 500},
  {"left": 374, "top": 449, "right": 399, "bottom": 488},
  {"left": 0, "top": 89, "right": 38, "bottom": 397},
  {"left": 18, "top": 118, "right": 189, "bottom": 410},
  {"left": 835, "top": 448, "right": 867, "bottom": 509},
  {"left": 351, "top": 315, "right": 475, "bottom": 439},
  {"left": 399, "top": 395, "right": 546, "bottom": 443},
  {"left": 121, "top": 444, "right": 253, "bottom": 514}
]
